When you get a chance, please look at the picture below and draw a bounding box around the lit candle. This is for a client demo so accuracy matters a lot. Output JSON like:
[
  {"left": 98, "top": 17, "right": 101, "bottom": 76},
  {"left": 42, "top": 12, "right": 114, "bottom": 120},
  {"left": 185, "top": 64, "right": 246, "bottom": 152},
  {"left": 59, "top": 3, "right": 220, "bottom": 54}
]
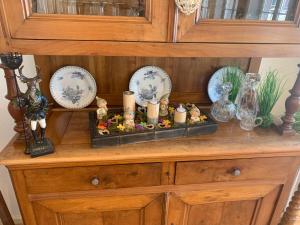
[
  {"left": 123, "top": 91, "right": 136, "bottom": 113},
  {"left": 147, "top": 99, "right": 160, "bottom": 125},
  {"left": 174, "top": 104, "right": 187, "bottom": 124}
]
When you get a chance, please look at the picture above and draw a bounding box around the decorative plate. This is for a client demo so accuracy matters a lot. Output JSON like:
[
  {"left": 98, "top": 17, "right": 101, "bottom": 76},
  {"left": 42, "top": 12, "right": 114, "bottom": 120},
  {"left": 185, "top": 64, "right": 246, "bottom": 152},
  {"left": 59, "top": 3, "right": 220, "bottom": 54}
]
[
  {"left": 50, "top": 66, "right": 97, "bottom": 109},
  {"left": 208, "top": 66, "right": 244, "bottom": 103},
  {"left": 129, "top": 66, "right": 172, "bottom": 107}
]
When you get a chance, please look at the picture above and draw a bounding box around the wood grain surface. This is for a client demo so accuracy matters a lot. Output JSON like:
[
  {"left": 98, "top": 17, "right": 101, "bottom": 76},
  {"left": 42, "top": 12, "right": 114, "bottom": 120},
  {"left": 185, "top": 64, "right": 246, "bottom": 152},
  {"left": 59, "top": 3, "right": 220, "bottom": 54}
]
[
  {"left": 9, "top": 40, "right": 300, "bottom": 57},
  {"left": 35, "top": 56, "right": 253, "bottom": 107},
  {"left": 1, "top": 111, "right": 300, "bottom": 169}
]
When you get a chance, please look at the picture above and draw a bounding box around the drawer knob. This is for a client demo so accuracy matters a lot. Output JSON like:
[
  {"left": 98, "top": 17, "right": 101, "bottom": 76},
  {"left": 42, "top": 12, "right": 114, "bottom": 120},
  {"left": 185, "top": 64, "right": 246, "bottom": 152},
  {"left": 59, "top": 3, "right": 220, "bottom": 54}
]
[
  {"left": 231, "top": 168, "right": 241, "bottom": 176},
  {"left": 91, "top": 177, "right": 100, "bottom": 186}
]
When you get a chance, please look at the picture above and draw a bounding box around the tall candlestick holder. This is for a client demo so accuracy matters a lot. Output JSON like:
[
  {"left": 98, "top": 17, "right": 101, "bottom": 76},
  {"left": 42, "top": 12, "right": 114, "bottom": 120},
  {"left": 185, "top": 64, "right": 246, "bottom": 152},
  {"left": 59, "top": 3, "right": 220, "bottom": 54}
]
[
  {"left": 0, "top": 53, "right": 31, "bottom": 151},
  {"left": 280, "top": 65, "right": 300, "bottom": 135}
]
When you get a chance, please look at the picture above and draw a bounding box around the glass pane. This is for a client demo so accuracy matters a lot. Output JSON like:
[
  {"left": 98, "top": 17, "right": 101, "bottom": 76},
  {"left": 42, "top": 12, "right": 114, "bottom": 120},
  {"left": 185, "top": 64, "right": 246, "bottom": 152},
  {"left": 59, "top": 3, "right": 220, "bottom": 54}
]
[
  {"left": 31, "top": 0, "right": 146, "bottom": 17},
  {"left": 200, "top": 0, "right": 299, "bottom": 21}
]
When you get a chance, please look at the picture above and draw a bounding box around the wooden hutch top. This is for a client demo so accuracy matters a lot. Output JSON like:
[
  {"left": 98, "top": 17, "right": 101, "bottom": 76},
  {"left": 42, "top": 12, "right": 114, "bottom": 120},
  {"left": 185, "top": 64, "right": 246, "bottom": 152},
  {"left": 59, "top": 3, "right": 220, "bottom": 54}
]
[{"left": 2, "top": 0, "right": 300, "bottom": 57}]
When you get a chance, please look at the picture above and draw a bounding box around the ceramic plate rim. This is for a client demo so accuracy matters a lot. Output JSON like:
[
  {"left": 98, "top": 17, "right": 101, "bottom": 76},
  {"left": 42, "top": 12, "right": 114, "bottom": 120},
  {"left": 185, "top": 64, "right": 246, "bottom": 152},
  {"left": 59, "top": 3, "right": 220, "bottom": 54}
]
[
  {"left": 50, "top": 66, "right": 97, "bottom": 109},
  {"left": 129, "top": 66, "right": 172, "bottom": 107}
]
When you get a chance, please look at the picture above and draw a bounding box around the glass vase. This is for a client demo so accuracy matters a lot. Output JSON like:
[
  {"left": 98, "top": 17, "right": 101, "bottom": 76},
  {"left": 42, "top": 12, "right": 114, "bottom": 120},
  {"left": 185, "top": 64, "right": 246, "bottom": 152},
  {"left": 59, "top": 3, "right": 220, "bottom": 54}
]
[{"left": 235, "top": 73, "right": 261, "bottom": 120}]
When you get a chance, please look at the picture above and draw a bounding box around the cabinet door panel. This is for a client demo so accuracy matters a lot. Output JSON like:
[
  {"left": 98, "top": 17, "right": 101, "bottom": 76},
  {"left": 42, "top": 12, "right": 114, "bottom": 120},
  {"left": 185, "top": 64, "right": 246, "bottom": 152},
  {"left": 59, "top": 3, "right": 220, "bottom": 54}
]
[
  {"left": 2, "top": 0, "right": 170, "bottom": 42},
  {"left": 176, "top": 0, "right": 300, "bottom": 43},
  {"left": 167, "top": 183, "right": 282, "bottom": 225},
  {"left": 32, "top": 193, "right": 164, "bottom": 225}
]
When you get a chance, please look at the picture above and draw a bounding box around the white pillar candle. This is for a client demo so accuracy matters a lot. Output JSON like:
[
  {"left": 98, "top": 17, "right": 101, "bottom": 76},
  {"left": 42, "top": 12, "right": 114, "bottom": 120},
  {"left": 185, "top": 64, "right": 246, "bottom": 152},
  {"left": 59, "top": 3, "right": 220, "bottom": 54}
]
[
  {"left": 147, "top": 99, "right": 160, "bottom": 125},
  {"left": 174, "top": 104, "right": 187, "bottom": 124},
  {"left": 123, "top": 91, "right": 136, "bottom": 113}
]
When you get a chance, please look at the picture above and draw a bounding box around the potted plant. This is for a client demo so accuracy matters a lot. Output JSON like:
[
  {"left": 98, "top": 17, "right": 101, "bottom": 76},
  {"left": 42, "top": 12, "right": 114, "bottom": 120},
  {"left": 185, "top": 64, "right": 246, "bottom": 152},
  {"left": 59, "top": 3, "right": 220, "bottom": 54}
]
[{"left": 257, "top": 70, "right": 285, "bottom": 128}]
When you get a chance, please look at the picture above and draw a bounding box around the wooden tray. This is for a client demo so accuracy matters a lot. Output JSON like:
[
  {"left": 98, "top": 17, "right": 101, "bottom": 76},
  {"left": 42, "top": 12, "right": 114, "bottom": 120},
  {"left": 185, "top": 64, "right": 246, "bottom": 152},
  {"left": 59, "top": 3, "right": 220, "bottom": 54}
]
[{"left": 89, "top": 110, "right": 218, "bottom": 148}]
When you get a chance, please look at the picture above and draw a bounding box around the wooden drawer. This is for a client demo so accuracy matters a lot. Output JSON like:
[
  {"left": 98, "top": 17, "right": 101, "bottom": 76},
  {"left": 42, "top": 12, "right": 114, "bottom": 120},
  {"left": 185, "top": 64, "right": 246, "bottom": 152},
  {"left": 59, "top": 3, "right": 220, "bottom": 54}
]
[
  {"left": 175, "top": 157, "right": 296, "bottom": 185},
  {"left": 24, "top": 163, "right": 162, "bottom": 194}
]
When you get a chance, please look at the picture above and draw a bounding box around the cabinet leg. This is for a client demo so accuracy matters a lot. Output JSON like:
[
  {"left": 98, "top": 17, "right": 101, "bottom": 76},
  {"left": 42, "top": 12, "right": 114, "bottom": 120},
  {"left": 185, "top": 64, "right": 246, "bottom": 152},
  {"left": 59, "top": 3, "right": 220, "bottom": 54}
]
[
  {"left": 280, "top": 65, "right": 300, "bottom": 136},
  {"left": 0, "top": 191, "right": 15, "bottom": 225},
  {"left": 279, "top": 184, "right": 300, "bottom": 225}
]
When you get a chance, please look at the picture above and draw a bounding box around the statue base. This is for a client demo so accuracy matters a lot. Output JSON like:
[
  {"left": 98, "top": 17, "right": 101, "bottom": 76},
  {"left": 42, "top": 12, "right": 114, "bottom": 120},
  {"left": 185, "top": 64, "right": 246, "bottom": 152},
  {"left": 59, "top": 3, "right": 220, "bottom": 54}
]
[{"left": 27, "top": 139, "right": 54, "bottom": 158}]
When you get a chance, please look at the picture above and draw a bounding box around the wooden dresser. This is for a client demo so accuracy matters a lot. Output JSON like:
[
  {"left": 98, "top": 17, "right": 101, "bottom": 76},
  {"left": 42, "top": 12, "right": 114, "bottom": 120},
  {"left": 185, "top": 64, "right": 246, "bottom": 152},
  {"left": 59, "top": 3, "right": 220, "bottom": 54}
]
[
  {"left": 2, "top": 0, "right": 300, "bottom": 224},
  {"left": 1, "top": 111, "right": 300, "bottom": 225}
]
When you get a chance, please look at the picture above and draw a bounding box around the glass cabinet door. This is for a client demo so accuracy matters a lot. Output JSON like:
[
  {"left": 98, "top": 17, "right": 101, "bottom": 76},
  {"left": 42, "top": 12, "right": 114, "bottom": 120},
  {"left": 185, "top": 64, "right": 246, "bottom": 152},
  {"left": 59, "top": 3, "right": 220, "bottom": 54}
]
[
  {"left": 3, "top": 0, "right": 169, "bottom": 42},
  {"left": 200, "top": 0, "right": 299, "bottom": 21},
  {"left": 31, "top": 0, "right": 146, "bottom": 17},
  {"left": 176, "top": 0, "right": 300, "bottom": 43}
]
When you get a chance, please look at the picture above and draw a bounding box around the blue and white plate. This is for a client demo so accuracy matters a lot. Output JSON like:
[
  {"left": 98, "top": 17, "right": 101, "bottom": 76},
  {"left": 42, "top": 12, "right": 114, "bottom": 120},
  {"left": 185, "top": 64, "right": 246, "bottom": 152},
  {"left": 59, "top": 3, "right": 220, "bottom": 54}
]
[
  {"left": 129, "top": 66, "right": 172, "bottom": 107},
  {"left": 208, "top": 66, "right": 244, "bottom": 103},
  {"left": 50, "top": 66, "right": 97, "bottom": 109}
]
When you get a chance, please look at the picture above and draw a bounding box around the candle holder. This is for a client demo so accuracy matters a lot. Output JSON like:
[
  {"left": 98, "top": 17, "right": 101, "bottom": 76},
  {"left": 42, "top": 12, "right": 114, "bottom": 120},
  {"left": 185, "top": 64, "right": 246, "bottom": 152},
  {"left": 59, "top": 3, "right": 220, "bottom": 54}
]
[
  {"left": 174, "top": 104, "right": 187, "bottom": 125},
  {"left": 123, "top": 91, "right": 136, "bottom": 114},
  {"left": 147, "top": 99, "right": 160, "bottom": 125},
  {"left": 0, "top": 53, "right": 31, "bottom": 150}
]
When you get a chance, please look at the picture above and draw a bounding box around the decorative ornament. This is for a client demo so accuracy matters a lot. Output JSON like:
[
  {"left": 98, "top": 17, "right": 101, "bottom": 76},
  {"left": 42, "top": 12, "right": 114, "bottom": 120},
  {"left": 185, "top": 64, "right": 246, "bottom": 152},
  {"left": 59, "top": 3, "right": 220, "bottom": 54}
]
[
  {"left": 175, "top": 0, "right": 202, "bottom": 15},
  {"left": 17, "top": 66, "right": 54, "bottom": 157},
  {"left": 189, "top": 104, "right": 201, "bottom": 123},
  {"left": 96, "top": 96, "right": 108, "bottom": 121},
  {"left": 159, "top": 94, "right": 169, "bottom": 117},
  {"left": 123, "top": 109, "right": 135, "bottom": 131}
]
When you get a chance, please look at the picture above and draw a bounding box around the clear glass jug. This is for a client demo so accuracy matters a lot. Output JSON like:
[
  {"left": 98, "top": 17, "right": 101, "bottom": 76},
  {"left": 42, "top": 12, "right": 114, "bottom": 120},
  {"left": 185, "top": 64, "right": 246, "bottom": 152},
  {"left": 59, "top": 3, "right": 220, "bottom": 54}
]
[{"left": 235, "top": 73, "right": 261, "bottom": 120}]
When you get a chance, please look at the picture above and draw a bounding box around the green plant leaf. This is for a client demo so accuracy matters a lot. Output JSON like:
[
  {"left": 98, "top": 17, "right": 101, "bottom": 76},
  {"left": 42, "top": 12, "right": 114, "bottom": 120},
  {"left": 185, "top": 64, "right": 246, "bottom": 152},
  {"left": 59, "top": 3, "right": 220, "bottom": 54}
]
[{"left": 257, "top": 70, "right": 285, "bottom": 119}]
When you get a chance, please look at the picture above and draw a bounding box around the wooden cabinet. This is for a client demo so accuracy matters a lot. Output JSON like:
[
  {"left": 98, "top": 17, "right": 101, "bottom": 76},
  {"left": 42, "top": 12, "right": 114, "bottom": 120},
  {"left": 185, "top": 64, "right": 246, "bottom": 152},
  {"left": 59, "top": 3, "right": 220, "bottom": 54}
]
[
  {"left": 168, "top": 183, "right": 282, "bottom": 225},
  {"left": 0, "top": 14, "right": 8, "bottom": 52},
  {"left": 32, "top": 193, "right": 165, "bottom": 225},
  {"left": 176, "top": 0, "right": 300, "bottom": 43},
  {"left": 8, "top": 156, "right": 298, "bottom": 225},
  {"left": 2, "top": 112, "right": 300, "bottom": 225},
  {"left": 1, "top": 0, "right": 300, "bottom": 56},
  {"left": 1, "top": 0, "right": 171, "bottom": 42}
]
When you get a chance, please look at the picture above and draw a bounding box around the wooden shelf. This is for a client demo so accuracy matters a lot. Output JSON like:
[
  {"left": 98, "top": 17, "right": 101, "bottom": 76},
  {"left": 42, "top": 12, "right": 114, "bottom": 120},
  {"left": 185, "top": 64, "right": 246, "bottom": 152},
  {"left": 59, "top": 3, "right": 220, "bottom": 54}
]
[
  {"left": 1, "top": 111, "right": 300, "bottom": 170},
  {"left": 8, "top": 40, "right": 300, "bottom": 57}
]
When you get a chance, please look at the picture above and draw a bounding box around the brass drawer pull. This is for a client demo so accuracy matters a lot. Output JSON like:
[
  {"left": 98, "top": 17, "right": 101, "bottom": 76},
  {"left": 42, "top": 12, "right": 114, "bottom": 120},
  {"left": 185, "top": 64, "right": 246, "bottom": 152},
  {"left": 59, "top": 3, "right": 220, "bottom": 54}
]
[
  {"left": 231, "top": 168, "right": 241, "bottom": 177},
  {"left": 91, "top": 177, "right": 100, "bottom": 186}
]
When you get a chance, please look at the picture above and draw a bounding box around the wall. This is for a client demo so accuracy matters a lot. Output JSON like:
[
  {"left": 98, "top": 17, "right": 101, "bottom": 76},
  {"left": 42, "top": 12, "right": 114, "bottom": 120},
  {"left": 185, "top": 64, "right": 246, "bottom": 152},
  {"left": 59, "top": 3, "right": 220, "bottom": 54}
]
[
  {"left": 0, "top": 57, "right": 299, "bottom": 223},
  {"left": 259, "top": 58, "right": 300, "bottom": 117},
  {"left": 0, "top": 55, "right": 36, "bottom": 223}
]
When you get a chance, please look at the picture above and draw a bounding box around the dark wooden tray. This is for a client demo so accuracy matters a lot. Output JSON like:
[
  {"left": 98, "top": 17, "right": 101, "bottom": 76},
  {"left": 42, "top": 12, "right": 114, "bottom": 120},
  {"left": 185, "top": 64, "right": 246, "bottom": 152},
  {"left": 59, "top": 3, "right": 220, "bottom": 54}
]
[{"left": 89, "top": 110, "right": 218, "bottom": 148}]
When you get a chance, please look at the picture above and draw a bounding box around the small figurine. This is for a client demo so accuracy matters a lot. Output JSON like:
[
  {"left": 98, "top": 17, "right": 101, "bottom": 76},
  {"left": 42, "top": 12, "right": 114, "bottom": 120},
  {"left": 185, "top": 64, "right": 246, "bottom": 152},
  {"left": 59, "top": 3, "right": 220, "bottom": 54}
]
[
  {"left": 159, "top": 94, "right": 169, "bottom": 117},
  {"left": 123, "top": 109, "right": 135, "bottom": 131},
  {"left": 96, "top": 97, "right": 108, "bottom": 121},
  {"left": 18, "top": 66, "right": 54, "bottom": 157},
  {"left": 189, "top": 104, "right": 201, "bottom": 123}
]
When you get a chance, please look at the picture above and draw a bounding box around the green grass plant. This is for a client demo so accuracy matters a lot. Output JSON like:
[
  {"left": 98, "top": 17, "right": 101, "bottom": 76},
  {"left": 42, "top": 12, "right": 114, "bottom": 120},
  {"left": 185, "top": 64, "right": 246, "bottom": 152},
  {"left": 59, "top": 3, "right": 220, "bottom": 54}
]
[
  {"left": 258, "top": 70, "right": 285, "bottom": 128},
  {"left": 222, "top": 67, "right": 243, "bottom": 102}
]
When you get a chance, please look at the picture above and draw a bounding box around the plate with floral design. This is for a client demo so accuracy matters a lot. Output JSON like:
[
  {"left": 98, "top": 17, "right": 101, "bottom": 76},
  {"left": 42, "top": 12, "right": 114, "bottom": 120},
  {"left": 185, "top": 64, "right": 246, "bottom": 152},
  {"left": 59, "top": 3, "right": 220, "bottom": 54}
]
[
  {"left": 50, "top": 66, "right": 97, "bottom": 109},
  {"left": 129, "top": 66, "right": 172, "bottom": 107}
]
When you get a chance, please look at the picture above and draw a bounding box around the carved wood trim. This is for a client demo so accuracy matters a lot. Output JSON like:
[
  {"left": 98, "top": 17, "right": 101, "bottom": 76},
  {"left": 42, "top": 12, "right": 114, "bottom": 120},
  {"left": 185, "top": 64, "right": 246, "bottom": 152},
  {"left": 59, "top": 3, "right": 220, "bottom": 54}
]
[{"left": 279, "top": 183, "right": 300, "bottom": 225}]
